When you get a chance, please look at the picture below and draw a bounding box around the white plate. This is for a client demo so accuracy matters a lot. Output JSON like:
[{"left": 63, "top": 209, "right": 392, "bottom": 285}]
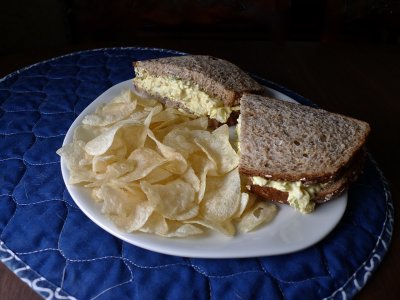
[{"left": 61, "top": 80, "right": 347, "bottom": 258}]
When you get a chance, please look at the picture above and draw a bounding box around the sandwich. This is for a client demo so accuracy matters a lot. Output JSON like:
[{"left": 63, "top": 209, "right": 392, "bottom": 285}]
[
  {"left": 238, "top": 93, "right": 370, "bottom": 213},
  {"left": 132, "top": 55, "right": 265, "bottom": 124}
]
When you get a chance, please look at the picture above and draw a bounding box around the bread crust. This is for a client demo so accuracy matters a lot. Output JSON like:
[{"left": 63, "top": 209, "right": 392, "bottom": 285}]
[
  {"left": 313, "top": 148, "right": 365, "bottom": 203},
  {"left": 250, "top": 185, "right": 289, "bottom": 204},
  {"left": 133, "top": 55, "right": 266, "bottom": 107},
  {"left": 249, "top": 149, "right": 366, "bottom": 206}
]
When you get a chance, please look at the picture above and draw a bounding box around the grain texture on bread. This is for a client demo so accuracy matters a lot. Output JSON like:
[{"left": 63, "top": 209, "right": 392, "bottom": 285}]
[
  {"left": 239, "top": 94, "right": 370, "bottom": 183},
  {"left": 133, "top": 55, "right": 265, "bottom": 107}
]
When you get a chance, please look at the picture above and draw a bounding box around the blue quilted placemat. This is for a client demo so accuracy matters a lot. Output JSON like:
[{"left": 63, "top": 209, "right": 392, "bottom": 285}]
[{"left": 0, "top": 48, "right": 393, "bottom": 300}]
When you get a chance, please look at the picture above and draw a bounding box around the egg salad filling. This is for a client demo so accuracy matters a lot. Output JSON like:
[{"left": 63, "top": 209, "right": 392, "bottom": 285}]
[
  {"left": 133, "top": 69, "right": 235, "bottom": 123},
  {"left": 251, "top": 176, "right": 324, "bottom": 213}
]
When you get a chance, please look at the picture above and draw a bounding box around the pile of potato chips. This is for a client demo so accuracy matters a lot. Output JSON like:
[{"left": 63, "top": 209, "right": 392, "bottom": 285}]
[{"left": 57, "top": 90, "right": 277, "bottom": 237}]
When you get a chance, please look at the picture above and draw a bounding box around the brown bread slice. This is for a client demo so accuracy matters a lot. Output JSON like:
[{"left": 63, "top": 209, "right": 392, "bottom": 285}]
[
  {"left": 133, "top": 55, "right": 265, "bottom": 107},
  {"left": 239, "top": 93, "right": 370, "bottom": 183}
]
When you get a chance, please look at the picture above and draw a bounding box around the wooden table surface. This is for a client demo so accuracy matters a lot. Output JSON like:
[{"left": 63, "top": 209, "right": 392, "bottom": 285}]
[{"left": 0, "top": 41, "right": 399, "bottom": 299}]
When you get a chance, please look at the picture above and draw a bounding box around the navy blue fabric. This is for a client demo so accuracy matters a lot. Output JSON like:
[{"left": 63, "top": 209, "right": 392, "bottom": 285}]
[{"left": 0, "top": 48, "right": 393, "bottom": 300}]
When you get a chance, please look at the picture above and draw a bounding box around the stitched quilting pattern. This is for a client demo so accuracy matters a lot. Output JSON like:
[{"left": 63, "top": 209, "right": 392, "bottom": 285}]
[{"left": 0, "top": 48, "right": 393, "bottom": 300}]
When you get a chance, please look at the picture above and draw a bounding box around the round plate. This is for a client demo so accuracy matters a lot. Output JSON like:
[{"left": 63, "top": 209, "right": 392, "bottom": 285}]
[{"left": 61, "top": 79, "right": 347, "bottom": 258}]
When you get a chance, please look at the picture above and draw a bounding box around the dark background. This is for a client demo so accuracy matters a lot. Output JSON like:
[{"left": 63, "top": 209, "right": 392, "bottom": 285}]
[
  {"left": 1, "top": 0, "right": 400, "bottom": 54},
  {"left": 0, "top": 1, "right": 399, "bottom": 299}
]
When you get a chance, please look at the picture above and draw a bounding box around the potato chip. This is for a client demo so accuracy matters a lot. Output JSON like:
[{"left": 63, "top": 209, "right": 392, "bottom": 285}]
[
  {"left": 57, "top": 140, "right": 88, "bottom": 170},
  {"left": 83, "top": 158, "right": 136, "bottom": 187},
  {"left": 69, "top": 168, "right": 96, "bottom": 185},
  {"left": 161, "top": 221, "right": 203, "bottom": 237},
  {"left": 114, "top": 182, "right": 142, "bottom": 193},
  {"left": 233, "top": 192, "right": 252, "bottom": 219},
  {"left": 83, "top": 103, "right": 136, "bottom": 126},
  {"left": 99, "top": 184, "right": 154, "bottom": 232},
  {"left": 142, "top": 168, "right": 173, "bottom": 184},
  {"left": 237, "top": 202, "right": 278, "bottom": 233},
  {"left": 182, "top": 166, "right": 200, "bottom": 193},
  {"left": 83, "top": 124, "right": 125, "bottom": 156},
  {"left": 136, "top": 96, "right": 160, "bottom": 108},
  {"left": 119, "top": 147, "right": 166, "bottom": 182},
  {"left": 73, "top": 125, "right": 106, "bottom": 143},
  {"left": 172, "top": 116, "right": 209, "bottom": 131},
  {"left": 138, "top": 212, "right": 168, "bottom": 235},
  {"left": 140, "top": 213, "right": 203, "bottom": 237},
  {"left": 82, "top": 90, "right": 137, "bottom": 126},
  {"left": 110, "top": 201, "right": 154, "bottom": 232},
  {"left": 100, "top": 184, "right": 141, "bottom": 215},
  {"left": 85, "top": 122, "right": 147, "bottom": 156},
  {"left": 140, "top": 179, "right": 197, "bottom": 220},
  {"left": 96, "top": 160, "right": 136, "bottom": 182},
  {"left": 151, "top": 112, "right": 206, "bottom": 141},
  {"left": 163, "top": 128, "right": 201, "bottom": 158},
  {"left": 143, "top": 103, "right": 163, "bottom": 127},
  {"left": 194, "top": 125, "right": 239, "bottom": 175},
  {"left": 57, "top": 88, "right": 279, "bottom": 238},
  {"left": 189, "top": 154, "right": 216, "bottom": 201},
  {"left": 117, "top": 124, "right": 149, "bottom": 155},
  {"left": 150, "top": 107, "right": 185, "bottom": 124},
  {"left": 184, "top": 218, "right": 235, "bottom": 236},
  {"left": 92, "top": 155, "right": 117, "bottom": 174},
  {"left": 150, "top": 120, "right": 189, "bottom": 141},
  {"left": 147, "top": 130, "right": 187, "bottom": 174},
  {"left": 91, "top": 187, "right": 102, "bottom": 202},
  {"left": 200, "top": 168, "right": 241, "bottom": 222},
  {"left": 125, "top": 110, "right": 150, "bottom": 123}
]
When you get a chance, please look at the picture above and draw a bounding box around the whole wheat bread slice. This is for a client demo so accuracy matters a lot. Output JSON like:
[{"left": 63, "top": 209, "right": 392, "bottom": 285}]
[
  {"left": 133, "top": 55, "right": 265, "bottom": 107},
  {"left": 239, "top": 93, "right": 370, "bottom": 183}
]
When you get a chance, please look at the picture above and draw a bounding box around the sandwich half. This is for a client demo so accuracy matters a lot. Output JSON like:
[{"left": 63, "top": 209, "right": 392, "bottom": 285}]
[
  {"left": 238, "top": 93, "right": 370, "bottom": 213},
  {"left": 132, "top": 55, "right": 265, "bottom": 123}
]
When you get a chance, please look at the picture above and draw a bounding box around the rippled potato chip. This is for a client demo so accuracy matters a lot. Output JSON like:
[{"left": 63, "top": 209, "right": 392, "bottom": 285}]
[
  {"left": 142, "top": 168, "right": 173, "bottom": 184},
  {"left": 184, "top": 218, "right": 235, "bottom": 236},
  {"left": 194, "top": 125, "right": 239, "bottom": 175},
  {"left": 201, "top": 168, "right": 241, "bottom": 223},
  {"left": 141, "top": 179, "right": 197, "bottom": 221},
  {"left": 57, "top": 88, "right": 277, "bottom": 238},
  {"left": 237, "top": 202, "right": 278, "bottom": 233},
  {"left": 190, "top": 154, "right": 216, "bottom": 201},
  {"left": 121, "top": 147, "right": 166, "bottom": 182},
  {"left": 182, "top": 167, "right": 200, "bottom": 193},
  {"left": 148, "top": 130, "right": 188, "bottom": 174},
  {"left": 92, "top": 155, "right": 117, "bottom": 173},
  {"left": 99, "top": 184, "right": 154, "bottom": 232},
  {"left": 140, "top": 212, "right": 203, "bottom": 237},
  {"left": 82, "top": 90, "right": 137, "bottom": 126},
  {"left": 163, "top": 128, "right": 200, "bottom": 158},
  {"left": 74, "top": 125, "right": 106, "bottom": 143},
  {"left": 84, "top": 122, "right": 146, "bottom": 156},
  {"left": 57, "top": 140, "right": 88, "bottom": 170}
]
